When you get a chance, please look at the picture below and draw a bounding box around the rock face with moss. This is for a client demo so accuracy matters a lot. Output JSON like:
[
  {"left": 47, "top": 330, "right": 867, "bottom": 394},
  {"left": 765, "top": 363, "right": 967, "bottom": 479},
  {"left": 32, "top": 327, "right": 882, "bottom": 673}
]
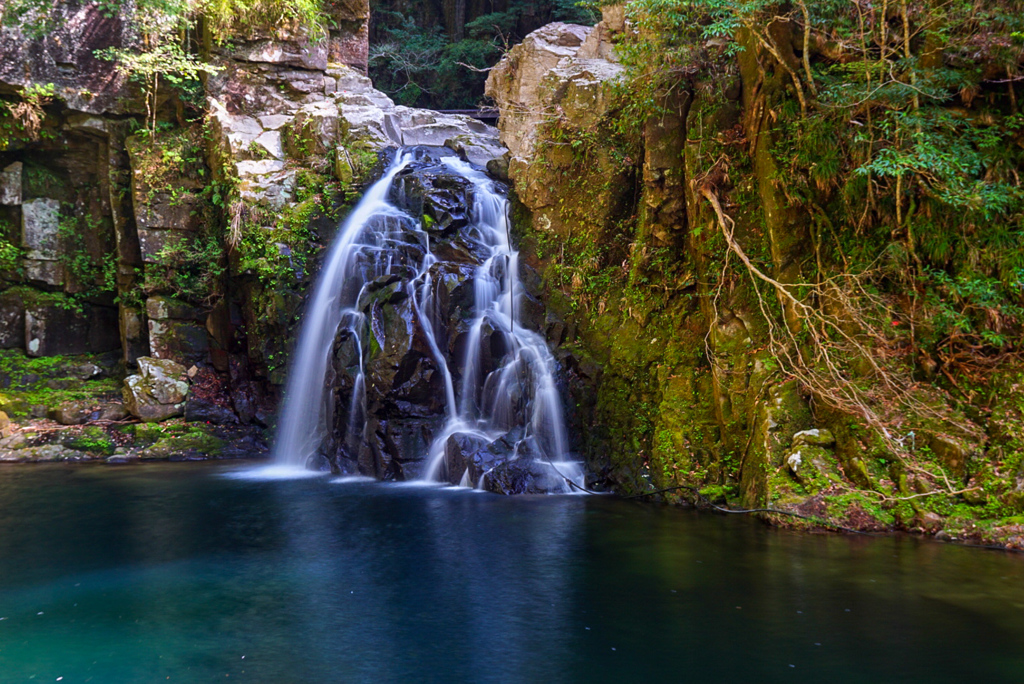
[
  {"left": 0, "top": 1, "right": 379, "bottom": 431},
  {"left": 487, "top": 4, "right": 1024, "bottom": 548},
  {"left": 1, "top": 0, "right": 509, "bottom": 460},
  {"left": 201, "top": 24, "right": 504, "bottom": 386}
]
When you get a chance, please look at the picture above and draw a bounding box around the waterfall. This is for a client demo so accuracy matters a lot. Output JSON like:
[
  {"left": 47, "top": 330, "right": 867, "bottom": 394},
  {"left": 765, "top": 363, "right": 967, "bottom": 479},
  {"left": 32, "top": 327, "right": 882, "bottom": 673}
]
[
  {"left": 272, "top": 153, "right": 415, "bottom": 469},
  {"left": 272, "top": 147, "right": 584, "bottom": 494}
]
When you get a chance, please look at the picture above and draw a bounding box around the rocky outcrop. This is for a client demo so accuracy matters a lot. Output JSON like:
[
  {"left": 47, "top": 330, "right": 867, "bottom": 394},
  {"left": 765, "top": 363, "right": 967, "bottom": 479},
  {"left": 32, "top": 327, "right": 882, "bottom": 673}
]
[
  {"left": 0, "top": 3, "right": 134, "bottom": 115},
  {"left": 485, "top": 12, "right": 627, "bottom": 240},
  {"left": 122, "top": 357, "right": 189, "bottom": 422},
  {"left": 202, "top": 32, "right": 507, "bottom": 393},
  {"left": 1, "top": 4, "right": 141, "bottom": 365},
  {"left": 207, "top": 61, "right": 505, "bottom": 213}
]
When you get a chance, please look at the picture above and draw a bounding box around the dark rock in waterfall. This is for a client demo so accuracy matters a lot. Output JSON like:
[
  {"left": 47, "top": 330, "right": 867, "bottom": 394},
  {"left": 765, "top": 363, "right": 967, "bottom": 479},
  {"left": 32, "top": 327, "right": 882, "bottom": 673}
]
[
  {"left": 482, "top": 459, "right": 568, "bottom": 495},
  {"left": 275, "top": 148, "right": 578, "bottom": 487},
  {"left": 517, "top": 291, "right": 546, "bottom": 333},
  {"left": 388, "top": 353, "right": 446, "bottom": 416},
  {"left": 228, "top": 354, "right": 259, "bottom": 424},
  {"left": 380, "top": 418, "right": 442, "bottom": 478},
  {"left": 391, "top": 166, "right": 474, "bottom": 235},
  {"left": 442, "top": 432, "right": 491, "bottom": 484}
]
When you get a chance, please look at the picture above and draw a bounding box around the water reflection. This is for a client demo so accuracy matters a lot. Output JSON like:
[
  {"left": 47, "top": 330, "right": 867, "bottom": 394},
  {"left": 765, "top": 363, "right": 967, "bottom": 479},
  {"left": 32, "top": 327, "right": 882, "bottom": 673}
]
[{"left": 0, "top": 464, "right": 1022, "bottom": 683}]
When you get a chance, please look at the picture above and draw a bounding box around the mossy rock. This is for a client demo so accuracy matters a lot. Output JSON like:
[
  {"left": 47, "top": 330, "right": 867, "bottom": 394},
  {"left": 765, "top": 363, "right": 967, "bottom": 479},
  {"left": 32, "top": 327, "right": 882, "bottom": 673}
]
[
  {"left": 137, "top": 427, "right": 225, "bottom": 460},
  {"left": 63, "top": 426, "right": 116, "bottom": 456}
]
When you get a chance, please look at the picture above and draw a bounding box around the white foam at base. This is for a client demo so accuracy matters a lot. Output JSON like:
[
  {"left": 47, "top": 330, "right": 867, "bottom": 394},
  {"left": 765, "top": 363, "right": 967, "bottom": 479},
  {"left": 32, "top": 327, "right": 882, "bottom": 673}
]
[{"left": 221, "top": 466, "right": 330, "bottom": 481}]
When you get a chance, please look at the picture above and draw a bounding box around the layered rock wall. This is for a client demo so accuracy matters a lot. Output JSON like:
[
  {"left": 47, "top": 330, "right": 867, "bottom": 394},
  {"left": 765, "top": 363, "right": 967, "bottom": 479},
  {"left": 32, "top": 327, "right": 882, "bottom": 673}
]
[{"left": 0, "top": 1, "right": 369, "bottom": 426}]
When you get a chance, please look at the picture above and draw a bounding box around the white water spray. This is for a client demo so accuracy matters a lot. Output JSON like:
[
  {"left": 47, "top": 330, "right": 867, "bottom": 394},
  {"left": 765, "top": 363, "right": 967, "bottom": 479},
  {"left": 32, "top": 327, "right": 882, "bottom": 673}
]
[
  {"left": 272, "top": 149, "right": 584, "bottom": 493},
  {"left": 273, "top": 153, "right": 414, "bottom": 468}
]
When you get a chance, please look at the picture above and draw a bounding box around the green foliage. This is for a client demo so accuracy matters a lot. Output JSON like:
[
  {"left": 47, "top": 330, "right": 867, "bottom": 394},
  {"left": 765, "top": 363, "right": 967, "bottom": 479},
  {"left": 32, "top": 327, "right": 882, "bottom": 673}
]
[
  {"left": 65, "top": 427, "right": 116, "bottom": 456},
  {"left": 0, "top": 349, "right": 122, "bottom": 417},
  {"left": 56, "top": 209, "right": 117, "bottom": 299},
  {"left": 0, "top": 82, "right": 57, "bottom": 149},
  {"left": 144, "top": 234, "right": 224, "bottom": 304},
  {"left": 0, "top": 236, "right": 23, "bottom": 280},
  {"left": 922, "top": 268, "right": 1024, "bottom": 350},
  {"left": 3, "top": 0, "right": 327, "bottom": 43},
  {"left": 369, "top": 1, "right": 597, "bottom": 109},
  {"left": 96, "top": 42, "right": 220, "bottom": 136},
  {"left": 235, "top": 170, "right": 339, "bottom": 290},
  {"left": 201, "top": 0, "right": 327, "bottom": 42}
]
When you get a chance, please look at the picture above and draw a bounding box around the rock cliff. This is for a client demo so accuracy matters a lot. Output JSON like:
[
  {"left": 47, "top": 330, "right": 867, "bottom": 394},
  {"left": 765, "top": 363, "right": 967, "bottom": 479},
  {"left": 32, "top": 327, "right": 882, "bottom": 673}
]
[
  {"left": 485, "top": 5, "right": 1024, "bottom": 547},
  {"left": 0, "top": 1, "right": 505, "bottom": 449}
]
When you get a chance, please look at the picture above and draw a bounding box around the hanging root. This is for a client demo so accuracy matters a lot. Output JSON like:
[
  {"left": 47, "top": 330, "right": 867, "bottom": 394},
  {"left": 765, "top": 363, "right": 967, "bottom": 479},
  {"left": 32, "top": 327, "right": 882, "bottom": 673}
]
[{"left": 697, "top": 173, "right": 979, "bottom": 458}]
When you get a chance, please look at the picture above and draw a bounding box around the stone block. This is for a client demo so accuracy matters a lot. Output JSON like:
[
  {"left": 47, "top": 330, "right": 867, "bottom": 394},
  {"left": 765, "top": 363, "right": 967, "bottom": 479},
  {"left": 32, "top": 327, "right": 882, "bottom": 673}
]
[
  {"left": 271, "top": 70, "right": 325, "bottom": 95},
  {"left": 23, "top": 258, "right": 64, "bottom": 287},
  {"left": 234, "top": 40, "right": 328, "bottom": 71},
  {"left": 254, "top": 130, "right": 284, "bottom": 160},
  {"left": 329, "top": 20, "right": 369, "bottom": 73},
  {"left": 146, "top": 296, "right": 205, "bottom": 322},
  {"left": 238, "top": 168, "right": 296, "bottom": 211},
  {"left": 137, "top": 229, "right": 186, "bottom": 263},
  {"left": 148, "top": 317, "right": 209, "bottom": 365},
  {"left": 134, "top": 192, "right": 204, "bottom": 231},
  {"left": 24, "top": 303, "right": 119, "bottom": 357},
  {"left": 206, "top": 101, "right": 264, "bottom": 156},
  {"left": 286, "top": 101, "right": 340, "bottom": 160},
  {"left": 49, "top": 400, "right": 128, "bottom": 425},
  {"left": 25, "top": 305, "right": 88, "bottom": 357},
  {"left": 235, "top": 159, "right": 286, "bottom": 177},
  {"left": 258, "top": 114, "right": 292, "bottom": 131},
  {"left": 119, "top": 304, "right": 149, "bottom": 365},
  {"left": 0, "top": 290, "right": 25, "bottom": 349},
  {"left": 122, "top": 357, "right": 189, "bottom": 422},
  {"left": 21, "top": 198, "right": 61, "bottom": 259},
  {"left": 1, "top": 162, "right": 22, "bottom": 205}
]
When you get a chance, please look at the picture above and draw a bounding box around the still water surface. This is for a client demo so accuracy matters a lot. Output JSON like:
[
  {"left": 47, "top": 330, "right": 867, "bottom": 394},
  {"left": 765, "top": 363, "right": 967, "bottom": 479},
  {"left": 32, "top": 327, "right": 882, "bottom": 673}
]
[{"left": 0, "top": 462, "right": 1022, "bottom": 683}]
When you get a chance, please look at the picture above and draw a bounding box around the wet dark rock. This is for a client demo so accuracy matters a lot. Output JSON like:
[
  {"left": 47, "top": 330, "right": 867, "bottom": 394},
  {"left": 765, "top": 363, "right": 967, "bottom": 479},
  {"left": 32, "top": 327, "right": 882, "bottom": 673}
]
[
  {"left": 443, "top": 432, "right": 491, "bottom": 484},
  {"left": 380, "top": 418, "right": 441, "bottom": 468},
  {"left": 486, "top": 156, "right": 510, "bottom": 181},
  {"left": 25, "top": 304, "right": 120, "bottom": 357},
  {"left": 0, "top": 291, "right": 25, "bottom": 349},
  {"left": 392, "top": 168, "right": 474, "bottom": 235},
  {"left": 320, "top": 150, "right": 568, "bottom": 484},
  {"left": 517, "top": 291, "right": 546, "bottom": 333},
  {"left": 184, "top": 397, "right": 239, "bottom": 424},
  {"left": 483, "top": 458, "right": 566, "bottom": 495},
  {"left": 228, "top": 354, "right": 259, "bottom": 424}
]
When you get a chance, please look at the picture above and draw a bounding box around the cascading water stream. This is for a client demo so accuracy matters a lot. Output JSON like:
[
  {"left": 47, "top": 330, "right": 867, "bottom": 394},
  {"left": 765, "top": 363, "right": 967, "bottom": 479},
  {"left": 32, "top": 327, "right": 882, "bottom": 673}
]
[
  {"left": 272, "top": 153, "right": 416, "bottom": 468},
  {"left": 272, "top": 148, "right": 584, "bottom": 493}
]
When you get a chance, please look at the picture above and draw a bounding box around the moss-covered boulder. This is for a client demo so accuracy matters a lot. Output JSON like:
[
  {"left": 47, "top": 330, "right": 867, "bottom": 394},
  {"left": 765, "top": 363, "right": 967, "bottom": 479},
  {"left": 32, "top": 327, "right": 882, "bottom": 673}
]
[{"left": 122, "top": 357, "right": 189, "bottom": 422}]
